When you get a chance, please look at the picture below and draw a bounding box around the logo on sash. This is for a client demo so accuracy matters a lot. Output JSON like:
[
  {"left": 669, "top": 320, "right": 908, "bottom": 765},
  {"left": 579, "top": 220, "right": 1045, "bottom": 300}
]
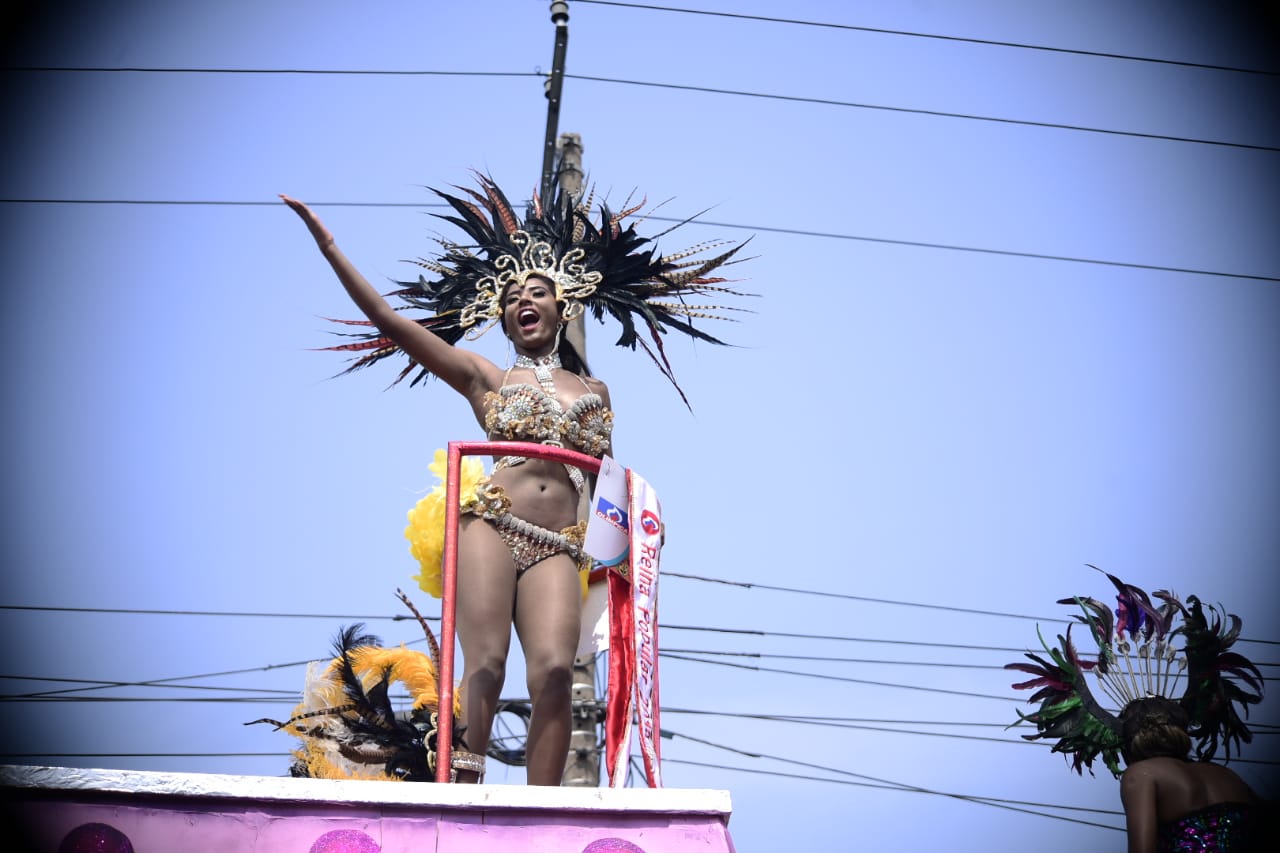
[{"left": 595, "top": 496, "right": 630, "bottom": 534}]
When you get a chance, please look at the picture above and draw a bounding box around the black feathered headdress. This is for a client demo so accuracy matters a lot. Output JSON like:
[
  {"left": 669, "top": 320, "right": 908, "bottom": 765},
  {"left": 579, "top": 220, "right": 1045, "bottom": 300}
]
[
  {"left": 322, "top": 172, "right": 752, "bottom": 403},
  {"left": 246, "top": 590, "right": 485, "bottom": 782}
]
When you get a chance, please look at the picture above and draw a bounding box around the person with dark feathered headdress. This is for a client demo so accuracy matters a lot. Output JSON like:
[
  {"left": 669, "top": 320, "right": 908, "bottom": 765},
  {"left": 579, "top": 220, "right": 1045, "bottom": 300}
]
[
  {"left": 1118, "top": 696, "right": 1268, "bottom": 852},
  {"left": 1007, "top": 569, "right": 1274, "bottom": 851},
  {"left": 281, "top": 175, "right": 749, "bottom": 785}
]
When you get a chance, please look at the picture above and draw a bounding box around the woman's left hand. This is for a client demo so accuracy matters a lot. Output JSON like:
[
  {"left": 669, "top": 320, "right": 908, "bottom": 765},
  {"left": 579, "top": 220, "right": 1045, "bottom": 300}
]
[{"left": 280, "top": 194, "right": 335, "bottom": 250}]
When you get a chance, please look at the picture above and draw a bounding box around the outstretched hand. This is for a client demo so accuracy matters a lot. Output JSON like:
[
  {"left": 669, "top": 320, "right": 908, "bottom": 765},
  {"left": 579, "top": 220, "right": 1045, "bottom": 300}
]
[{"left": 280, "top": 194, "right": 335, "bottom": 249}]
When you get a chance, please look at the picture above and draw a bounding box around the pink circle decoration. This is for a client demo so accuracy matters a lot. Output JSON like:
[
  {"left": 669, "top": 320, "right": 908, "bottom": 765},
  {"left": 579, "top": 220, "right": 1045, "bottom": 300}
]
[
  {"left": 309, "top": 829, "right": 381, "bottom": 853},
  {"left": 582, "top": 839, "right": 647, "bottom": 853},
  {"left": 58, "top": 823, "right": 134, "bottom": 853}
]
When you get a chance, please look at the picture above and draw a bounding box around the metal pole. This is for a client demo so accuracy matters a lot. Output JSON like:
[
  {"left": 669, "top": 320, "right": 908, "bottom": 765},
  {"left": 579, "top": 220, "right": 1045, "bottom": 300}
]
[
  {"left": 435, "top": 442, "right": 464, "bottom": 783},
  {"left": 557, "top": 132, "right": 588, "bottom": 368},
  {"left": 435, "top": 442, "right": 604, "bottom": 783},
  {"left": 540, "top": 2, "right": 571, "bottom": 202}
]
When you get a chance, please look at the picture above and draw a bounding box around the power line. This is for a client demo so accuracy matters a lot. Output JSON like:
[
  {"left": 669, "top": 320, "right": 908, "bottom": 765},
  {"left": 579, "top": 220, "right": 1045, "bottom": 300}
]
[
  {"left": 6, "top": 603, "right": 1273, "bottom": 656},
  {"left": 0, "top": 660, "right": 321, "bottom": 700},
  {"left": 0, "top": 603, "right": 1049, "bottom": 653},
  {"left": 661, "top": 651, "right": 1016, "bottom": 701},
  {"left": 10, "top": 65, "right": 1277, "bottom": 153},
  {"left": 661, "top": 731, "right": 1126, "bottom": 830},
  {"left": 661, "top": 649, "right": 1014, "bottom": 669},
  {"left": 664, "top": 708, "right": 1280, "bottom": 736},
  {"left": 2, "top": 199, "right": 1276, "bottom": 284},
  {"left": 673, "top": 215, "right": 1280, "bottom": 283},
  {"left": 0, "top": 675, "right": 295, "bottom": 698},
  {"left": 0, "top": 696, "right": 290, "bottom": 704},
  {"left": 1, "top": 753, "right": 287, "bottom": 760},
  {"left": 665, "top": 705, "right": 1280, "bottom": 752},
  {"left": 688, "top": 715, "right": 1045, "bottom": 749},
  {"left": 0, "top": 604, "right": 438, "bottom": 622},
  {"left": 660, "top": 624, "right": 1039, "bottom": 654},
  {"left": 678, "top": 648, "right": 1280, "bottom": 672},
  {"left": 565, "top": 72, "right": 1280, "bottom": 153},
  {"left": 665, "top": 708, "right": 1018, "bottom": 728},
  {"left": 660, "top": 574, "right": 1280, "bottom": 647},
  {"left": 574, "top": 0, "right": 1280, "bottom": 78},
  {"left": 666, "top": 647, "right": 1280, "bottom": 670},
  {"left": 3, "top": 66, "right": 536, "bottom": 78},
  {"left": 664, "top": 757, "right": 1125, "bottom": 829},
  {"left": 664, "top": 571, "right": 1067, "bottom": 622}
]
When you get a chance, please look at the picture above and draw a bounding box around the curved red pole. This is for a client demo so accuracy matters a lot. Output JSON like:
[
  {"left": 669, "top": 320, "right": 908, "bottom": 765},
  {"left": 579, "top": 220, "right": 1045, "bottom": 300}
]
[{"left": 435, "top": 440, "right": 603, "bottom": 783}]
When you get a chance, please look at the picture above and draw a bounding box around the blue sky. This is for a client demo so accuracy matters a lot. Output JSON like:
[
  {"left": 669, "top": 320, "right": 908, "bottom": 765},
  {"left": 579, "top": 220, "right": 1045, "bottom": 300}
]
[{"left": 2, "top": 1, "right": 1278, "bottom": 849}]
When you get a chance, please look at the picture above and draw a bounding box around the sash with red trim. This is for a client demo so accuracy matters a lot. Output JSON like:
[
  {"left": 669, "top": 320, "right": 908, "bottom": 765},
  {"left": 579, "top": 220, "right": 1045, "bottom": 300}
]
[{"left": 604, "top": 469, "right": 663, "bottom": 788}]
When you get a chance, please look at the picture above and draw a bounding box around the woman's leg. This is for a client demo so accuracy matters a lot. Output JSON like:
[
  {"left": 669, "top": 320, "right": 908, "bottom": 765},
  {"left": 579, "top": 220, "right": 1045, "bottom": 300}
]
[
  {"left": 514, "top": 554, "right": 583, "bottom": 786},
  {"left": 454, "top": 517, "right": 518, "bottom": 781}
]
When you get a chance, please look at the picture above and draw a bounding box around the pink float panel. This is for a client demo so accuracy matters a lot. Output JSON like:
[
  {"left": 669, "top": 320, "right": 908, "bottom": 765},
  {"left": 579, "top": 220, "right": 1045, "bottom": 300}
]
[{"left": 2, "top": 766, "right": 736, "bottom": 853}]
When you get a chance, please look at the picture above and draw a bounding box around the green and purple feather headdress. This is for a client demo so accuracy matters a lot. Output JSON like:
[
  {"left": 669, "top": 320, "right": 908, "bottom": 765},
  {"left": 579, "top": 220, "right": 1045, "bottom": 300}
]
[{"left": 1006, "top": 567, "right": 1263, "bottom": 777}]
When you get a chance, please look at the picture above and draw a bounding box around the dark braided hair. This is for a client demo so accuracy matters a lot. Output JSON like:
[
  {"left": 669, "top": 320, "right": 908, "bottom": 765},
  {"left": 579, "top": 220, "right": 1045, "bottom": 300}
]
[{"left": 1120, "top": 696, "right": 1192, "bottom": 763}]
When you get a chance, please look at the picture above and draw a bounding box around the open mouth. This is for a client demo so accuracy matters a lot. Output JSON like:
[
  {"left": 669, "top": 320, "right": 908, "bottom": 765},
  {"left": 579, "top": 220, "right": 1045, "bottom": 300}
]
[{"left": 518, "top": 308, "right": 540, "bottom": 331}]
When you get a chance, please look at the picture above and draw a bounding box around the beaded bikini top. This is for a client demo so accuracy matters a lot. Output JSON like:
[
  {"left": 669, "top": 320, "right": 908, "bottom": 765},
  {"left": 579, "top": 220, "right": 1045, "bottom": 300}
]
[
  {"left": 484, "top": 382, "right": 613, "bottom": 458},
  {"left": 483, "top": 359, "right": 613, "bottom": 492}
]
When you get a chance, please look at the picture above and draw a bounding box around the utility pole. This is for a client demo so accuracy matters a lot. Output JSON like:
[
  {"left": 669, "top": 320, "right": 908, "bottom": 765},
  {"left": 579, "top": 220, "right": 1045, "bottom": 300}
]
[
  {"left": 556, "top": 132, "right": 588, "bottom": 362},
  {"left": 539, "top": 1, "right": 602, "bottom": 789},
  {"left": 558, "top": 132, "right": 599, "bottom": 788},
  {"left": 539, "top": 1, "right": 571, "bottom": 203}
]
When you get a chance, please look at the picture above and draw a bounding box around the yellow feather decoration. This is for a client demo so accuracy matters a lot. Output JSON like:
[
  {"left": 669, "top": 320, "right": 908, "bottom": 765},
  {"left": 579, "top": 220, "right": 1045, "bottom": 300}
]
[{"left": 405, "top": 449, "right": 486, "bottom": 598}]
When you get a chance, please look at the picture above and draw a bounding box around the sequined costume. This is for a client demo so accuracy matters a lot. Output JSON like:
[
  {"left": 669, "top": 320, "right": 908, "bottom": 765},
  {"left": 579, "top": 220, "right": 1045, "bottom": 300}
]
[
  {"left": 484, "top": 366, "right": 613, "bottom": 494},
  {"left": 1157, "top": 802, "right": 1265, "bottom": 852},
  {"left": 405, "top": 356, "right": 614, "bottom": 596},
  {"left": 460, "top": 481, "right": 589, "bottom": 576},
  {"left": 470, "top": 361, "right": 613, "bottom": 574}
]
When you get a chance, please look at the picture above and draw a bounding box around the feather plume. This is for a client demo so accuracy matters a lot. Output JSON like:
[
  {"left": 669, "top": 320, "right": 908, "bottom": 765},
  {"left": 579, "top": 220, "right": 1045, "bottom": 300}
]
[
  {"left": 1010, "top": 570, "right": 1265, "bottom": 778},
  {"left": 246, "top": 594, "right": 474, "bottom": 781},
  {"left": 316, "top": 173, "right": 754, "bottom": 404}
]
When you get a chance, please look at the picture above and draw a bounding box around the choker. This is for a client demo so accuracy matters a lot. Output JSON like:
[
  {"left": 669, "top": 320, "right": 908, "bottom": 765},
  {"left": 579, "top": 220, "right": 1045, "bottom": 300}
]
[{"left": 515, "top": 352, "right": 560, "bottom": 397}]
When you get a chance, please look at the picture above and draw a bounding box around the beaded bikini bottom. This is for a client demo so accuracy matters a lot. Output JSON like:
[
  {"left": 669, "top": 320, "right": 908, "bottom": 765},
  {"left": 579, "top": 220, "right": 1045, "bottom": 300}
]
[{"left": 462, "top": 482, "right": 588, "bottom": 575}]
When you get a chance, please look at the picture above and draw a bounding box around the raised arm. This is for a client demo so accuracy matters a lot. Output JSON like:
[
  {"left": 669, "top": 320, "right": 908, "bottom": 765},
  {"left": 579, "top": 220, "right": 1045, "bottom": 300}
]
[{"left": 281, "top": 195, "right": 496, "bottom": 398}]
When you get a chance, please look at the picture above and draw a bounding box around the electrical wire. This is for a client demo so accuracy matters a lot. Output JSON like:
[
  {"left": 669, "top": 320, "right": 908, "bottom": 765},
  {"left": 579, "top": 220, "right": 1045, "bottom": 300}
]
[
  {"left": 0, "top": 603, "right": 1060, "bottom": 654},
  {"left": 564, "top": 72, "right": 1280, "bottom": 153},
  {"left": 8, "top": 64, "right": 1277, "bottom": 153},
  {"left": 661, "top": 729, "right": 1126, "bottom": 830},
  {"left": 663, "top": 757, "right": 1126, "bottom": 828},
  {"left": 660, "top": 648, "right": 1280, "bottom": 670},
  {"left": 0, "top": 675, "right": 296, "bottom": 698},
  {"left": 573, "top": 0, "right": 1280, "bottom": 78},
  {"left": 8, "top": 602, "right": 1272, "bottom": 657},
  {"left": 661, "top": 649, "right": 1013, "bottom": 669},
  {"left": 663, "top": 571, "right": 1068, "bottom": 622},
  {"left": 659, "top": 572, "right": 1280, "bottom": 647},
  {"left": 661, "top": 651, "right": 1016, "bottom": 701},
  {"left": 0, "top": 604, "right": 439, "bottom": 622},
  {"left": 3, "top": 66, "right": 535, "bottom": 78},
  {"left": 3, "top": 198, "right": 1275, "bottom": 284}
]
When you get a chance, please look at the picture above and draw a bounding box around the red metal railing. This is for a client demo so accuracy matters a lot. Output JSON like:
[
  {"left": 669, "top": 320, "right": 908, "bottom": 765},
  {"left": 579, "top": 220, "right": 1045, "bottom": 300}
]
[{"left": 435, "top": 440, "right": 604, "bottom": 783}]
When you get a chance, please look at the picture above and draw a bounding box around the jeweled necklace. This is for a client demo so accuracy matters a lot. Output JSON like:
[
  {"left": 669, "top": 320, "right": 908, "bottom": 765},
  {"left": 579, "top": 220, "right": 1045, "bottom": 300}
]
[{"left": 515, "top": 351, "right": 561, "bottom": 398}]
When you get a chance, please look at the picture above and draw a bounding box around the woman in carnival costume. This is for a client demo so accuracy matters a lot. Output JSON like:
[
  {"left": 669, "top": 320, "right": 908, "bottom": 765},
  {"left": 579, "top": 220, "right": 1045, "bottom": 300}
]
[
  {"left": 282, "top": 175, "right": 748, "bottom": 784},
  {"left": 1007, "top": 568, "right": 1272, "bottom": 851}
]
